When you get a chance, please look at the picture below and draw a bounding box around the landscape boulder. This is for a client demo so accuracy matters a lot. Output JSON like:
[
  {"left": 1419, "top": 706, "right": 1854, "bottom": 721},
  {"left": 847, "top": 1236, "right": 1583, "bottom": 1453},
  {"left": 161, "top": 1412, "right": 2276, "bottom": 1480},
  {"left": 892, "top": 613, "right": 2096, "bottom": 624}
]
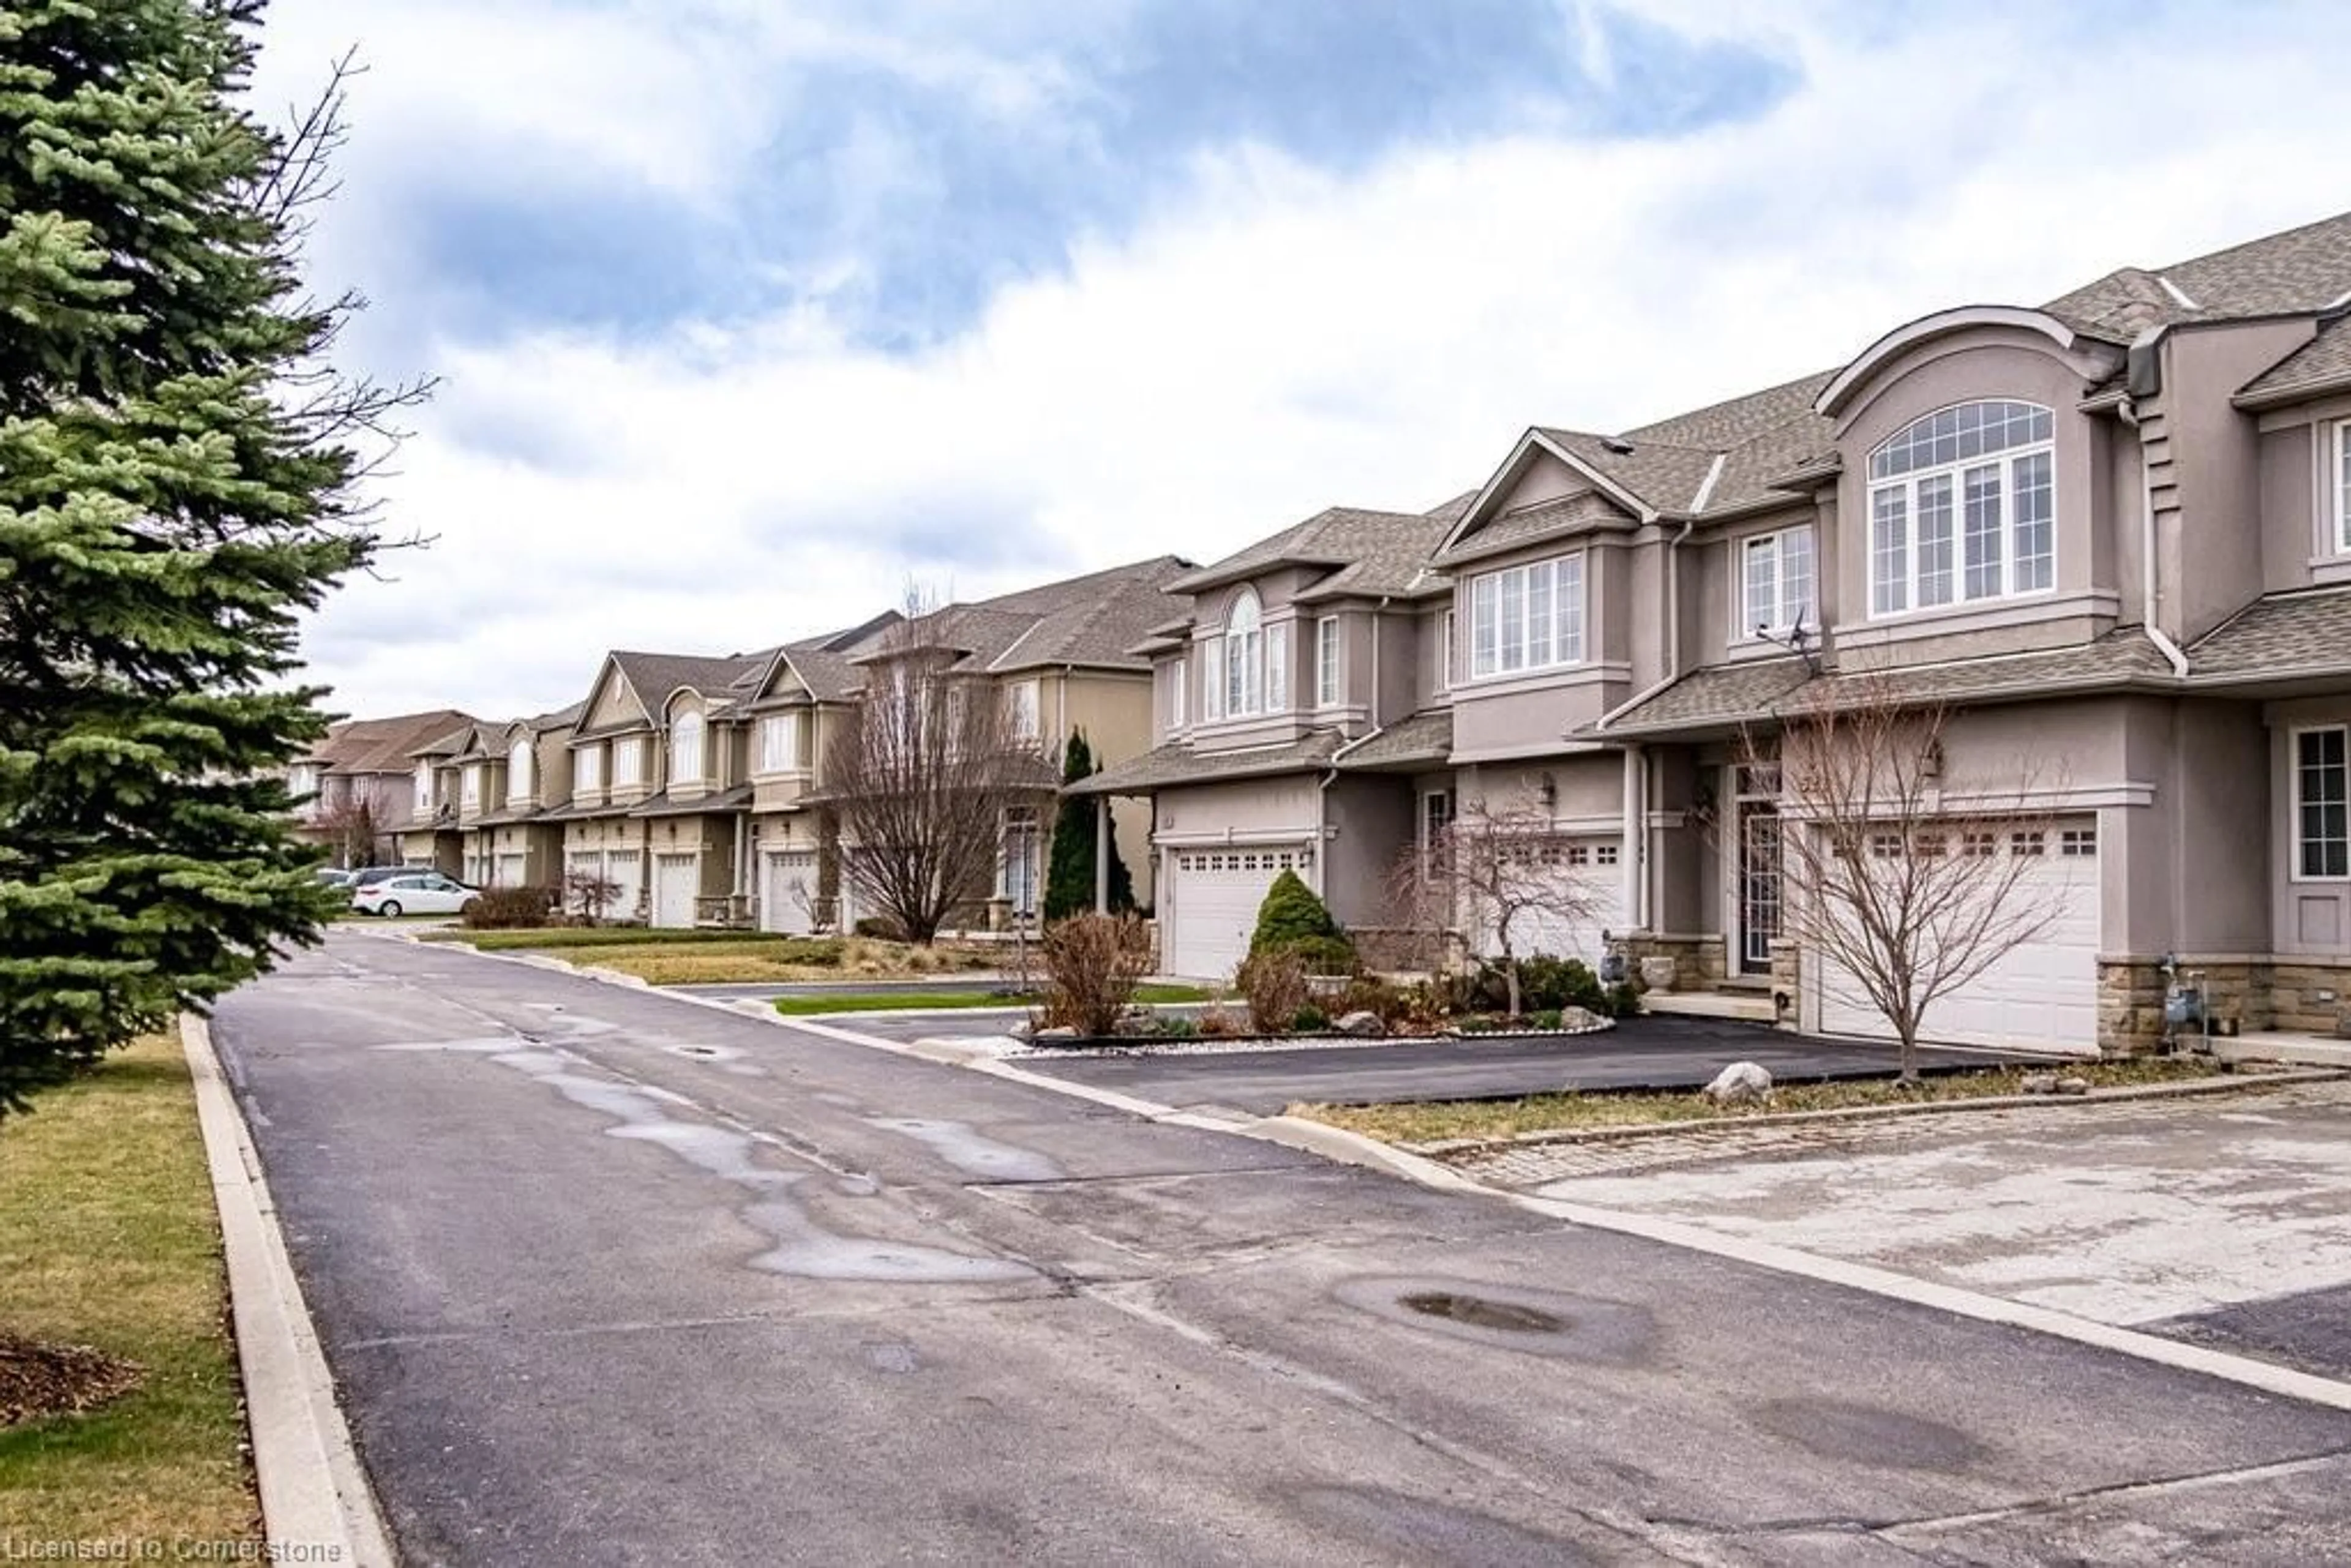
[
  {"left": 1030, "top": 1025, "right": 1081, "bottom": 1043},
  {"left": 1334, "top": 1010, "right": 1387, "bottom": 1038},
  {"left": 1702, "top": 1061, "right": 1773, "bottom": 1105},
  {"left": 2055, "top": 1076, "right": 2092, "bottom": 1096},
  {"left": 1556, "top": 1005, "right": 1609, "bottom": 1033},
  {"left": 2019, "top": 1071, "right": 2060, "bottom": 1095}
]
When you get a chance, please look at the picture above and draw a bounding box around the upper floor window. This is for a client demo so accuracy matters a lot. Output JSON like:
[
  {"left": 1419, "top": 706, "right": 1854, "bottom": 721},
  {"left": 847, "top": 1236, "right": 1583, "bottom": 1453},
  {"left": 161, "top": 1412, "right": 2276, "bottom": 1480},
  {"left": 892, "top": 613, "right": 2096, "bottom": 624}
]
[
  {"left": 759, "top": 713, "right": 800, "bottom": 773},
  {"left": 1436, "top": 609, "right": 1455, "bottom": 694},
  {"left": 612, "top": 737, "right": 644, "bottom": 788},
  {"left": 669, "top": 711, "right": 704, "bottom": 784},
  {"left": 289, "top": 764, "right": 318, "bottom": 797},
  {"left": 2333, "top": 422, "right": 2351, "bottom": 554},
  {"left": 1212, "top": 589, "right": 1286, "bottom": 717},
  {"left": 413, "top": 762, "right": 432, "bottom": 804},
  {"left": 1741, "top": 527, "right": 1815, "bottom": 638},
  {"left": 1868, "top": 400, "right": 2053, "bottom": 617},
  {"left": 1468, "top": 553, "right": 1584, "bottom": 679},
  {"left": 460, "top": 764, "right": 482, "bottom": 808},
  {"left": 1169, "top": 656, "right": 1188, "bottom": 730},
  {"left": 1316, "top": 617, "right": 1340, "bottom": 707},
  {"left": 575, "top": 745, "right": 604, "bottom": 793},
  {"left": 508, "top": 741, "right": 533, "bottom": 803},
  {"left": 2297, "top": 726, "right": 2349, "bottom": 880},
  {"left": 1007, "top": 680, "right": 1041, "bottom": 745}
]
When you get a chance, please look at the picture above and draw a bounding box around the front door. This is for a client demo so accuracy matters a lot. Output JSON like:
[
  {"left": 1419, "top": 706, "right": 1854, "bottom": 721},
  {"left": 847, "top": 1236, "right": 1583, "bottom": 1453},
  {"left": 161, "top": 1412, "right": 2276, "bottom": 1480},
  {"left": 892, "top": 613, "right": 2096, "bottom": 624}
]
[{"left": 1735, "top": 764, "right": 1781, "bottom": 977}]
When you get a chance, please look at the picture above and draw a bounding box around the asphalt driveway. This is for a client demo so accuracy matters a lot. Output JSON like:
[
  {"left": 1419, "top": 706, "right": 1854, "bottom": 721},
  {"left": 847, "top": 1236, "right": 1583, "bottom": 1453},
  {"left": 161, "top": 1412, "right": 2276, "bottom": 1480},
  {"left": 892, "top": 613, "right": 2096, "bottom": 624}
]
[{"left": 993, "top": 1016, "right": 2021, "bottom": 1116}]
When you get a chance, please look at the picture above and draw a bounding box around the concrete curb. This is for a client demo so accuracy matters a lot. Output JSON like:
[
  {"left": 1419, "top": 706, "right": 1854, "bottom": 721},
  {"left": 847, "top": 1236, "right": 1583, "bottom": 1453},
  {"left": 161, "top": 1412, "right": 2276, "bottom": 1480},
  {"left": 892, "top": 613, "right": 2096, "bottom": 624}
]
[
  {"left": 182, "top": 1015, "right": 397, "bottom": 1566},
  {"left": 1409, "top": 1067, "right": 2350, "bottom": 1157},
  {"left": 407, "top": 935, "right": 2351, "bottom": 1417}
]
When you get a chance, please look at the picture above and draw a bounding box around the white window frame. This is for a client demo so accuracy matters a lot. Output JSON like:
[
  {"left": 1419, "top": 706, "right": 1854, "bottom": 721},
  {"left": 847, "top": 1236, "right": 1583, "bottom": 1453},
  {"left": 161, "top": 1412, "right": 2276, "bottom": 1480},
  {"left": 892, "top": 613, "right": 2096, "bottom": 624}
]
[
  {"left": 460, "top": 763, "right": 482, "bottom": 808},
  {"left": 1315, "top": 616, "right": 1341, "bottom": 708},
  {"left": 1169, "top": 656, "right": 1188, "bottom": 731},
  {"left": 1007, "top": 680, "right": 1041, "bottom": 746},
  {"left": 612, "top": 737, "right": 643, "bottom": 788},
  {"left": 507, "top": 741, "right": 533, "bottom": 805},
  {"left": 1738, "top": 526, "right": 1815, "bottom": 639},
  {"left": 2333, "top": 421, "right": 2351, "bottom": 555},
  {"left": 669, "top": 711, "right": 705, "bottom": 786},
  {"left": 2293, "top": 724, "right": 2350, "bottom": 882},
  {"left": 1202, "top": 635, "right": 1226, "bottom": 722},
  {"left": 1435, "top": 609, "right": 1455, "bottom": 694},
  {"left": 1215, "top": 588, "right": 1285, "bottom": 718},
  {"left": 1467, "top": 553, "right": 1584, "bottom": 680},
  {"left": 758, "top": 713, "right": 800, "bottom": 774},
  {"left": 1867, "top": 400, "right": 2055, "bottom": 618},
  {"left": 574, "top": 745, "right": 604, "bottom": 793}
]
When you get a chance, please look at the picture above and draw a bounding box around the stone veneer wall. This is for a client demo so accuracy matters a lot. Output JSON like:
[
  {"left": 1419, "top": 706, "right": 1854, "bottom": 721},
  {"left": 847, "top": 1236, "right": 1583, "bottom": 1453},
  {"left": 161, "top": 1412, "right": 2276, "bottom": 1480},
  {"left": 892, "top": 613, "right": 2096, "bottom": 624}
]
[
  {"left": 1620, "top": 936, "right": 1727, "bottom": 993},
  {"left": 1768, "top": 939, "right": 1801, "bottom": 1030},
  {"left": 2096, "top": 956, "right": 2351, "bottom": 1053}
]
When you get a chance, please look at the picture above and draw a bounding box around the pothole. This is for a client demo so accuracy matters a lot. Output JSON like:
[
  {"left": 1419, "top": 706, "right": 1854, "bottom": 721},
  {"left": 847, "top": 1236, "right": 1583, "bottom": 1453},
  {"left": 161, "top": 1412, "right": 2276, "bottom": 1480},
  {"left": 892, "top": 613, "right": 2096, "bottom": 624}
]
[
  {"left": 662, "top": 1042, "right": 741, "bottom": 1062},
  {"left": 1333, "top": 1276, "right": 1653, "bottom": 1362},
  {"left": 1399, "top": 1292, "right": 1564, "bottom": 1335}
]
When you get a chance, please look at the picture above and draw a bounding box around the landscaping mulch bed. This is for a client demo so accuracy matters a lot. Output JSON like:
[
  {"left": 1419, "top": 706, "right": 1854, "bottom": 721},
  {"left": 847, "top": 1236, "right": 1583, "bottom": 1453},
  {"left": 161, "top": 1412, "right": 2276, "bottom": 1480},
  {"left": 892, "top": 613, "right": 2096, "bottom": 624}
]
[{"left": 0, "top": 1335, "right": 143, "bottom": 1428}]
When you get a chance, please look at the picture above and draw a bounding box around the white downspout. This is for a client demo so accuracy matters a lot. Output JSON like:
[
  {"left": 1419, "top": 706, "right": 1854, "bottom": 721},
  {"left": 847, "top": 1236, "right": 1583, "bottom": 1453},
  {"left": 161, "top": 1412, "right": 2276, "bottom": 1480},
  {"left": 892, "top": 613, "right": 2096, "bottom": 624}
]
[{"left": 2118, "top": 395, "right": 2191, "bottom": 678}]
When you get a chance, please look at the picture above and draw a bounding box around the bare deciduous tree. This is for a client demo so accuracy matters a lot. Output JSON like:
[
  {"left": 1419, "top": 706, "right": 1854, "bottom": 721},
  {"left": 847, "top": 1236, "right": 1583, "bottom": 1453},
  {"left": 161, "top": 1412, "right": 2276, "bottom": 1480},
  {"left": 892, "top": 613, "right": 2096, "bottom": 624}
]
[
  {"left": 1753, "top": 682, "right": 2067, "bottom": 1081},
  {"left": 563, "top": 868, "right": 623, "bottom": 925},
  {"left": 827, "top": 591, "right": 1045, "bottom": 944},
  {"left": 313, "top": 788, "right": 387, "bottom": 869},
  {"left": 1386, "top": 790, "right": 1603, "bottom": 1018}
]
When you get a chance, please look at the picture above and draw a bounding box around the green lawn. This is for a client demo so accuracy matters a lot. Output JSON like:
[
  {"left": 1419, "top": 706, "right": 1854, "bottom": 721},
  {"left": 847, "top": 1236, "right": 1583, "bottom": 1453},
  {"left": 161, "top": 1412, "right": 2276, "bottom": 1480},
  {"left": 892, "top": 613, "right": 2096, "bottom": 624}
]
[
  {"left": 1294, "top": 1056, "right": 2237, "bottom": 1146},
  {"left": 0, "top": 1030, "right": 257, "bottom": 1541},
  {"left": 775, "top": 984, "right": 1212, "bottom": 1016}
]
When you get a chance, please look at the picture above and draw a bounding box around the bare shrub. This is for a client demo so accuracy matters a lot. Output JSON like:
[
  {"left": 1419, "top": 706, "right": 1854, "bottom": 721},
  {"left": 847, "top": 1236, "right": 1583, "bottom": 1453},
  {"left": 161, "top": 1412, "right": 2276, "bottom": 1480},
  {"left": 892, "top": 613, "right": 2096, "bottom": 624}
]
[
  {"left": 462, "top": 886, "right": 555, "bottom": 929},
  {"left": 1235, "top": 949, "right": 1310, "bottom": 1035},
  {"left": 563, "top": 868, "right": 622, "bottom": 924},
  {"left": 1038, "top": 914, "right": 1152, "bottom": 1036}
]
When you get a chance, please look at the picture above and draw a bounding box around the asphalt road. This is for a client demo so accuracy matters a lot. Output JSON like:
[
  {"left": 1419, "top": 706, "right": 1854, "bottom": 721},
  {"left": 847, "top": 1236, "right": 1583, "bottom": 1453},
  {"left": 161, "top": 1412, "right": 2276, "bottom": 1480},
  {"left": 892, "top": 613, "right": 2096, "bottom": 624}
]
[{"left": 211, "top": 930, "right": 2351, "bottom": 1566}]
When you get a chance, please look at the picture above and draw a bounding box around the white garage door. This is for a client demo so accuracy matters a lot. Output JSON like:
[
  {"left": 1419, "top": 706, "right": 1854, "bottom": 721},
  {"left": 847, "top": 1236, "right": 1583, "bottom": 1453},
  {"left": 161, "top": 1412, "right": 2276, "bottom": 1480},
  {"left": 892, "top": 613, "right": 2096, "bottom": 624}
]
[
  {"left": 1487, "top": 837, "right": 1625, "bottom": 967},
  {"left": 651, "top": 853, "right": 699, "bottom": 929},
  {"left": 761, "top": 850, "right": 818, "bottom": 934},
  {"left": 603, "top": 850, "right": 642, "bottom": 920},
  {"left": 564, "top": 850, "right": 601, "bottom": 912},
  {"left": 495, "top": 852, "right": 527, "bottom": 888},
  {"left": 1817, "top": 818, "right": 2100, "bottom": 1052},
  {"left": 1166, "top": 845, "right": 1315, "bottom": 981}
]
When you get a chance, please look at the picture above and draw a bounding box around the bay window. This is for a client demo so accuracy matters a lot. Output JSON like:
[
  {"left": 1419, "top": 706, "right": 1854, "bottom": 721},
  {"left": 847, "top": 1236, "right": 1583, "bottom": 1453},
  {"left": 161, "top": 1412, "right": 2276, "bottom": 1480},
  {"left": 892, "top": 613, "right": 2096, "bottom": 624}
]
[
  {"left": 413, "top": 761, "right": 433, "bottom": 809},
  {"left": 574, "top": 746, "right": 604, "bottom": 793},
  {"left": 1201, "top": 637, "right": 1225, "bottom": 721},
  {"left": 1868, "top": 400, "right": 2053, "bottom": 616},
  {"left": 508, "top": 741, "right": 533, "bottom": 804},
  {"left": 1316, "top": 617, "right": 1340, "bottom": 707},
  {"left": 1008, "top": 680, "right": 1041, "bottom": 745},
  {"left": 460, "top": 764, "right": 482, "bottom": 809},
  {"left": 1741, "top": 527, "right": 1815, "bottom": 637},
  {"left": 2334, "top": 422, "right": 2351, "bottom": 553},
  {"left": 612, "top": 738, "right": 643, "bottom": 788},
  {"left": 1468, "top": 553, "right": 1584, "bottom": 678},
  {"left": 669, "top": 711, "right": 705, "bottom": 785},
  {"left": 759, "top": 714, "right": 800, "bottom": 773},
  {"left": 1169, "top": 656, "right": 1188, "bottom": 730},
  {"left": 1214, "top": 588, "right": 1286, "bottom": 717}
]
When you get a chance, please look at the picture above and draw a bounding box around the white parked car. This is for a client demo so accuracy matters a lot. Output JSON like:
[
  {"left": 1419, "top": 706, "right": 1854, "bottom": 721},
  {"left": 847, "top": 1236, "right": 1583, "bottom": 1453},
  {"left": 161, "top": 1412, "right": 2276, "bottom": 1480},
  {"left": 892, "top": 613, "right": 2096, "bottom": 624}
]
[{"left": 351, "top": 871, "right": 479, "bottom": 918}]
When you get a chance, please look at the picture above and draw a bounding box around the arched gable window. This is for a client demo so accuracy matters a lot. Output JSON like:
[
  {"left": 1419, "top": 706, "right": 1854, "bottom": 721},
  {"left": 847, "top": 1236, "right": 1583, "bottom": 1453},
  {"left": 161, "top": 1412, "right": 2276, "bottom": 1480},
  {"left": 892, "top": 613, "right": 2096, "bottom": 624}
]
[
  {"left": 1208, "top": 588, "right": 1286, "bottom": 718},
  {"left": 1867, "top": 400, "right": 2053, "bottom": 615},
  {"left": 669, "top": 710, "right": 705, "bottom": 784},
  {"left": 507, "top": 739, "right": 534, "bottom": 804}
]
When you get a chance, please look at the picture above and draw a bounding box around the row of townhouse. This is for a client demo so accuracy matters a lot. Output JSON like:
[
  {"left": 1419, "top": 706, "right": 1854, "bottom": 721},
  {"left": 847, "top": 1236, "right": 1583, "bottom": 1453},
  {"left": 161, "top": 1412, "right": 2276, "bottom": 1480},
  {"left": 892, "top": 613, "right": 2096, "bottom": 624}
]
[
  {"left": 1061, "top": 206, "right": 2351, "bottom": 1058},
  {"left": 302, "top": 206, "right": 2351, "bottom": 1059},
  {"left": 303, "top": 561, "right": 1194, "bottom": 935}
]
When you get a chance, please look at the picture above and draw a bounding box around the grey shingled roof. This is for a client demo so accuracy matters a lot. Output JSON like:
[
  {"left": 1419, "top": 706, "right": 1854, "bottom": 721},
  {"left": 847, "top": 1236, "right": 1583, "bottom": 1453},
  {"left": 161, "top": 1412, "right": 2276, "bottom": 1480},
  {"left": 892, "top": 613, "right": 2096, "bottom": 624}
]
[
  {"left": 629, "top": 783, "right": 754, "bottom": 819},
  {"left": 611, "top": 649, "right": 769, "bottom": 711},
  {"left": 1068, "top": 730, "right": 1344, "bottom": 796},
  {"left": 1787, "top": 633, "right": 2177, "bottom": 713},
  {"left": 2188, "top": 586, "right": 2351, "bottom": 681},
  {"left": 1168, "top": 508, "right": 1450, "bottom": 597},
  {"left": 1335, "top": 709, "right": 1453, "bottom": 770},
  {"left": 1592, "top": 659, "right": 1813, "bottom": 737},
  {"left": 2238, "top": 316, "right": 2351, "bottom": 406},
  {"left": 2047, "top": 210, "right": 2351, "bottom": 339},
  {"left": 303, "top": 709, "right": 476, "bottom": 775},
  {"left": 858, "top": 557, "right": 1193, "bottom": 676}
]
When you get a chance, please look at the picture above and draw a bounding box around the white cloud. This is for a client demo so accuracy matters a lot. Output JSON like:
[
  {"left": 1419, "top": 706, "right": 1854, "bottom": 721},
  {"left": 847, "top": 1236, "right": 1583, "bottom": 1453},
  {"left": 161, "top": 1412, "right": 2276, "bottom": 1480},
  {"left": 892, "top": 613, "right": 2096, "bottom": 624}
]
[{"left": 277, "top": 1, "right": 2350, "bottom": 718}]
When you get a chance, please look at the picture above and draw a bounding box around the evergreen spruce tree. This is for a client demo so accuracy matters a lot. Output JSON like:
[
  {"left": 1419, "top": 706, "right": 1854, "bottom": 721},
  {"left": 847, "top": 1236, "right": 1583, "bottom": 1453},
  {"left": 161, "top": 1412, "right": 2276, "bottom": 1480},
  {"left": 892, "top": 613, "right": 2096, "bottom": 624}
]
[
  {"left": 1041, "top": 730, "right": 1136, "bottom": 921},
  {"left": 0, "top": 3, "right": 394, "bottom": 1120}
]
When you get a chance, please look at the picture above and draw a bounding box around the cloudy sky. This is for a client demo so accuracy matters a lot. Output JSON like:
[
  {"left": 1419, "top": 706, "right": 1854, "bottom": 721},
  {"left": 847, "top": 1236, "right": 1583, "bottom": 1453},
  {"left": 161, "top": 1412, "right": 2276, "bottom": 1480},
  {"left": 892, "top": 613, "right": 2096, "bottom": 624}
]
[{"left": 255, "top": 0, "right": 2344, "bottom": 720}]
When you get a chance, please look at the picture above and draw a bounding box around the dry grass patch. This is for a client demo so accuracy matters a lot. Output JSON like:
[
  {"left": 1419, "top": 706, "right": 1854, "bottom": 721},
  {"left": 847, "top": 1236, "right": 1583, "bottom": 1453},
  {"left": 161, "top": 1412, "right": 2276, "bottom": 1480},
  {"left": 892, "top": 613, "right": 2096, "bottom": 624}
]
[
  {"left": 1295, "top": 1056, "right": 2238, "bottom": 1147},
  {"left": 0, "top": 1030, "right": 257, "bottom": 1542},
  {"left": 550, "top": 935, "right": 1002, "bottom": 986}
]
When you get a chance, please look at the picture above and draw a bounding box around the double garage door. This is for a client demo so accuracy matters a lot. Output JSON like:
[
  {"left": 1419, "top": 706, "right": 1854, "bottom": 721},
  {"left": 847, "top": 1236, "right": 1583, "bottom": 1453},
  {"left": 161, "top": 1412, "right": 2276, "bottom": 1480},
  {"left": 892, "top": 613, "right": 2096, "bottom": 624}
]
[
  {"left": 760, "top": 850, "right": 819, "bottom": 935},
  {"left": 1815, "top": 817, "right": 2100, "bottom": 1052},
  {"left": 1164, "top": 846, "right": 1316, "bottom": 981}
]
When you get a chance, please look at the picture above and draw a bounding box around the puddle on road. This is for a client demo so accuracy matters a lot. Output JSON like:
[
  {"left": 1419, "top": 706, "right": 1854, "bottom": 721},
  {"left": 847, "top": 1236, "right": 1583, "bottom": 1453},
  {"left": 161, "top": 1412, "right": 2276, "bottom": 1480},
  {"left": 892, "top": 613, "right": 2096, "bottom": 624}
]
[
  {"left": 864, "top": 1117, "right": 1066, "bottom": 1184},
  {"left": 377, "top": 1027, "right": 1033, "bottom": 1285},
  {"left": 1333, "top": 1276, "right": 1654, "bottom": 1363}
]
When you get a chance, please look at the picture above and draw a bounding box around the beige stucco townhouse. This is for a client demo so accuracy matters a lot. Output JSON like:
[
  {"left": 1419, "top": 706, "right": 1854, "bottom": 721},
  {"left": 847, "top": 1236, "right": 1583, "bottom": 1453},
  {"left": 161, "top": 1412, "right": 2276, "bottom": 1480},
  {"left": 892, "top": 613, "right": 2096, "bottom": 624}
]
[
  {"left": 397, "top": 719, "right": 478, "bottom": 874},
  {"left": 549, "top": 650, "right": 771, "bottom": 926},
  {"left": 290, "top": 708, "right": 473, "bottom": 868},
  {"left": 749, "top": 561, "right": 1191, "bottom": 934},
  {"left": 452, "top": 702, "right": 583, "bottom": 891},
  {"left": 1087, "top": 207, "right": 2351, "bottom": 1058}
]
